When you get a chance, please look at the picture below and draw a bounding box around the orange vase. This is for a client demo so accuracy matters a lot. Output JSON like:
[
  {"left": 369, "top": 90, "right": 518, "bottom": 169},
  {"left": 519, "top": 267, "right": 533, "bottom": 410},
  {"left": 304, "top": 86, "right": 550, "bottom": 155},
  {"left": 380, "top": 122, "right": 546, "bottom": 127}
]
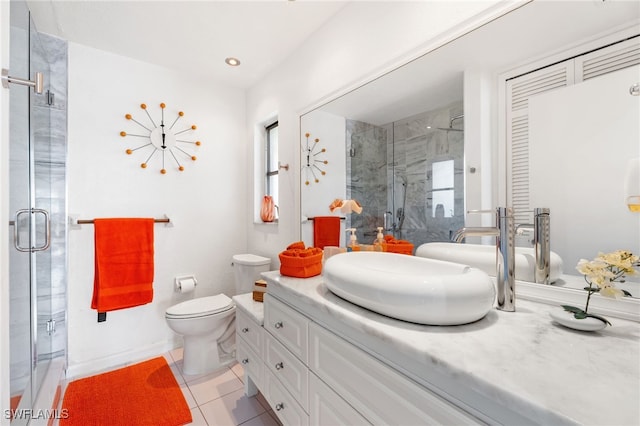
[{"left": 260, "top": 196, "right": 275, "bottom": 222}]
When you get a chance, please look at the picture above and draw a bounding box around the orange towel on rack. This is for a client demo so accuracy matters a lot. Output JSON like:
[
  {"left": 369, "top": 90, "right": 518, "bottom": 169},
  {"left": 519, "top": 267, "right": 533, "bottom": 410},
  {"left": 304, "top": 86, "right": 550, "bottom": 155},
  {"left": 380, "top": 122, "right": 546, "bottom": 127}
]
[
  {"left": 92, "top": 218, "right": 155, "bottom": 312},
  {"left": 313, "top": 216, "right": 341, "bottom": 249}
]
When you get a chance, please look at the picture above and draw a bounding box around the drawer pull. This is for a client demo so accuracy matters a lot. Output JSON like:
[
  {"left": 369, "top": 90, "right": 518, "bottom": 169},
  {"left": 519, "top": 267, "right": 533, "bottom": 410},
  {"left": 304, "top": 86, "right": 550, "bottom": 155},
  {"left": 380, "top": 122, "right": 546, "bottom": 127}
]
[
  {"left": 275, "top": 361, "right": 284, "bottom": 370},
  {"left": 275, "top": 403, "right": 284, "bottom": 411},
  {"left": 274, "top": 321, "right": 283, "bottom": 329},
  {"left": 241, "top": 327, "right": 249, "bottom": 333},
  {"left": 241, "top": 358, "right": 249, "bottom": 365}
]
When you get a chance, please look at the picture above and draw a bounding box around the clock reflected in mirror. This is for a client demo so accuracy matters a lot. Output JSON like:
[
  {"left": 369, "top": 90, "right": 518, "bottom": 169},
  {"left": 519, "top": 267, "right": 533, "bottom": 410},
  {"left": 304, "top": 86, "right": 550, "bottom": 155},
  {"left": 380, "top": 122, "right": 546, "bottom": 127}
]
[
  {"left": 120, "top": 102, "right": 201, "bottom": 174},
  {"left": 302, "top": 132, "right": 327, "bottom": 185}
]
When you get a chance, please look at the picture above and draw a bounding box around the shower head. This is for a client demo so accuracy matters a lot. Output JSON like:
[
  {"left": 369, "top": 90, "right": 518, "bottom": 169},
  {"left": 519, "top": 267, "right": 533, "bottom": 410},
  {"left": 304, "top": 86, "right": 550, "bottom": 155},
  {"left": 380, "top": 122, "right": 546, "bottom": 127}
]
[{"left": 436, "top": 113, "right": 464, "bottom": 132}]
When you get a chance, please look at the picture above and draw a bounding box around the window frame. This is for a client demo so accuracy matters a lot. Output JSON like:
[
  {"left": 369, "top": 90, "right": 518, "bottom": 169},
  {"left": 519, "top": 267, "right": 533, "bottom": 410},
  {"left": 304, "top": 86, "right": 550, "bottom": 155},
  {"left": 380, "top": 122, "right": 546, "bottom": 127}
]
[{"left": 265, "top": 121, "right": 279, "bottom": 208}]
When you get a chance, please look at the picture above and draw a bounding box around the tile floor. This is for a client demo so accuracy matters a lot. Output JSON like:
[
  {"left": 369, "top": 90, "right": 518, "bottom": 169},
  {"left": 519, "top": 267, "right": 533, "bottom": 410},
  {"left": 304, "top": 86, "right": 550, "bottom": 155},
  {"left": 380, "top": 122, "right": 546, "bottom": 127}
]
[{"left": 164, "top": 348, "right": 282, "bottom": 426}]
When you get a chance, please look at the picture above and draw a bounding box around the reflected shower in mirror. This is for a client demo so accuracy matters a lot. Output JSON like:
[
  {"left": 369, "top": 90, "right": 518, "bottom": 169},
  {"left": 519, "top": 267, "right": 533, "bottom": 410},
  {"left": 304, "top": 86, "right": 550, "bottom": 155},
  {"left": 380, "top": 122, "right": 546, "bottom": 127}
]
[{"left": 344, "top": 103, "right": 465, "bottom": 248}]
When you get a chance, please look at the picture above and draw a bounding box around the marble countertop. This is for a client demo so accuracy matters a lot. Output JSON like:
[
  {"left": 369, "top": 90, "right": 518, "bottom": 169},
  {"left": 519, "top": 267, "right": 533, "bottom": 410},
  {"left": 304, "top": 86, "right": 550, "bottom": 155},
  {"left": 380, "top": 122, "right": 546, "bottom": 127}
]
[
  {"left": 233, "top": 292, "right": 264, "bottom": 324},
  {"left": 261, "top": 271, "right": 640, "bottom": 426}
]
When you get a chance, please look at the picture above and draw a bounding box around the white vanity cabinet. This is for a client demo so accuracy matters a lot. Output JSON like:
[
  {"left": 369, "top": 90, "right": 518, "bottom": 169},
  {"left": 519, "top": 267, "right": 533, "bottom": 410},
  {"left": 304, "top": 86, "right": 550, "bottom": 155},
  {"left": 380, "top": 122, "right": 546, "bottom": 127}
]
[
  {"left": 235, "top": 303, "right": 264, "bottom": 396},
  {"left": 259, "top": 293, "right": 479, "bottom": 426},
  {"left": 309, "top": 323, "right": 480, "bottom": 425},
  {"left": 263, "top": 294, "right": 310, "bottom": 424}
]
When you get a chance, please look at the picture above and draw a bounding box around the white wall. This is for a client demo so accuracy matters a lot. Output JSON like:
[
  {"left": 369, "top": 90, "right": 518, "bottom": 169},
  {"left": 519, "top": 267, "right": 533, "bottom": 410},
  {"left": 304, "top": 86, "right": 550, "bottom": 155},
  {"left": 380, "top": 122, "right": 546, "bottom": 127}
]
[
  {"left": 66, "top": 43, "right": 246, "bottom": 377},
  {"left": 245, "top": 1, "right": 509, "bottom": 264}
]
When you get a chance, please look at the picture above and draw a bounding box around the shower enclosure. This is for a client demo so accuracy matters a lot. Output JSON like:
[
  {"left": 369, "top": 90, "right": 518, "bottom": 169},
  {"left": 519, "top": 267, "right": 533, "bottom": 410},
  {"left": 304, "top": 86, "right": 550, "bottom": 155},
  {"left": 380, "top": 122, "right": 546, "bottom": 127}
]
[
  {"left": 7, "top": 1, "right": 67, "bottom": 421},
  {"left": 346, "top": 102, "right": 465, "bottom": 249}
]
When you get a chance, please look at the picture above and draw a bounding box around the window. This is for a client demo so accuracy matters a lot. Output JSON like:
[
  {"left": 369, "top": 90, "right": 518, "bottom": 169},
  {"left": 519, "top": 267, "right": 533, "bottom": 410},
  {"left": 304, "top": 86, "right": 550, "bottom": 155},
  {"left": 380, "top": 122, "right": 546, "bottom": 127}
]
[
  {"left": 265, "top": 121, "right": 279, "bottom": 216},
  {"left": 431, "top": 160, "right": 454, "bottom": 218}
]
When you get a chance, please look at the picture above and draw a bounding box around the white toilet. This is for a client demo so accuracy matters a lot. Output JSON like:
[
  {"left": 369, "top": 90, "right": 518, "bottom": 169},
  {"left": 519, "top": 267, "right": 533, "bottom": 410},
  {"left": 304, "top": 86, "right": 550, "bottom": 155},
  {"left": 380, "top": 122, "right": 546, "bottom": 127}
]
[{"left": 165, "top": 254, "right": 271, "bottom": 375}]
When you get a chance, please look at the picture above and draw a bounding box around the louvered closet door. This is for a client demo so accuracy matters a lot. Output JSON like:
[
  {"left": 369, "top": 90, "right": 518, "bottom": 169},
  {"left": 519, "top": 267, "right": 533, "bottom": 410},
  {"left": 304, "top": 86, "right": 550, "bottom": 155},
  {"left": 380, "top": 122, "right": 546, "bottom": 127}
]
[
  {"left": 506, "top": 61, "right": 574, "bottom": 225},
  {"left": 575, "top": 37, "right": 640, "bottom": 83},
  {"left": 505, "top": 37, "right": 640, "bottom": 225}
]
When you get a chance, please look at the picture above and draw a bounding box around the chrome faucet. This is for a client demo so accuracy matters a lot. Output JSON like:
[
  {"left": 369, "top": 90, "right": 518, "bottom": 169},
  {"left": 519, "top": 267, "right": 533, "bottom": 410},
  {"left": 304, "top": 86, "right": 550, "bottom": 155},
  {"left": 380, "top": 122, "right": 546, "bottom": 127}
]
[
  {"left": 515, "top": 208, "right": 551, "bottom": 285},
  {"left": 453, "top": 207, "right": 515, "bottom": 312}
]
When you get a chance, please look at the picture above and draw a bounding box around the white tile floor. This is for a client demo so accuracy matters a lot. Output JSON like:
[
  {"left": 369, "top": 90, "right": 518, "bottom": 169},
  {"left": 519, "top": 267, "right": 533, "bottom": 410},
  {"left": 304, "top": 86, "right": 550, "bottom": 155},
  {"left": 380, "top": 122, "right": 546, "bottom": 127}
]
[{"left": 164, "top": 348, "right": 282, "bottom": 426}]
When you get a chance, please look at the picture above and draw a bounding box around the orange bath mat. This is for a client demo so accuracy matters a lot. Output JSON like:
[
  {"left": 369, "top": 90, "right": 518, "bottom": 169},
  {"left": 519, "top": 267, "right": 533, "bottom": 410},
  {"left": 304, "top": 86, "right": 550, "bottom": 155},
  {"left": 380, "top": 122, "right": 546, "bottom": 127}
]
[{"left": 59, "top": 357, "right": 191, "bottom": 426}]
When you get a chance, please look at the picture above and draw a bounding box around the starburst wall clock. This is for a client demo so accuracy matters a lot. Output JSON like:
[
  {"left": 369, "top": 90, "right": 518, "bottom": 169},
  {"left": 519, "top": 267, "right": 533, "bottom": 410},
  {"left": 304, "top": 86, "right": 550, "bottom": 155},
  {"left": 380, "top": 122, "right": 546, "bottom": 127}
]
[
  {"left": 302, "top": 132, "right": 328, "bottom": 185},
  {"left": 120, "top": 102, "right": 201, "bottom": 174}
]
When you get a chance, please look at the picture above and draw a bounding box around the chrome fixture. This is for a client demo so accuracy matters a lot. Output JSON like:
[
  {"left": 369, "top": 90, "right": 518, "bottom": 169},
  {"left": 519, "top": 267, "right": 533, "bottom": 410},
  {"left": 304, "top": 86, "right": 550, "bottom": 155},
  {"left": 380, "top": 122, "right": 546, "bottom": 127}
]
[
  {"left": 630, "top": 83, "right": 639, "bottom": 96},
  {"left": 13, "top": 208, "right": 51, "bottom": 253},
  {"left": 437, "top": 113, "right": 464, "bottom": 132},
  {"left": 1, "top": 68, "right": 44, "bottom": 94},
  {"left": 453, "top": 207, "right": 515, "bottom": 312},
  {"left": 515, "top": 208, "right": 551, "bottom": 284}
]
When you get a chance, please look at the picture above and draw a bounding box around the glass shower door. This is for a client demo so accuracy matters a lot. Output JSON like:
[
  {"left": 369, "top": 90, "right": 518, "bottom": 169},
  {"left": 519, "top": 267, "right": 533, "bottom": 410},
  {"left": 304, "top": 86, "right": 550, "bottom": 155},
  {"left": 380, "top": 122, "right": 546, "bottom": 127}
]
[{"left": 8, "top": 1, "right": 53, "bottom": 422}]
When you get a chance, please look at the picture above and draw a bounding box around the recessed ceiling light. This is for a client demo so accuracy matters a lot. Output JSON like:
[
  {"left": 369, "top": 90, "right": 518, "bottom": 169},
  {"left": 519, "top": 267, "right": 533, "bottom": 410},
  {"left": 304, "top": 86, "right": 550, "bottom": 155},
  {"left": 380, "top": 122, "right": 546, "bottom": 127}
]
[{"left": 225, "top": 57, "right": 241, "bottom": 66}]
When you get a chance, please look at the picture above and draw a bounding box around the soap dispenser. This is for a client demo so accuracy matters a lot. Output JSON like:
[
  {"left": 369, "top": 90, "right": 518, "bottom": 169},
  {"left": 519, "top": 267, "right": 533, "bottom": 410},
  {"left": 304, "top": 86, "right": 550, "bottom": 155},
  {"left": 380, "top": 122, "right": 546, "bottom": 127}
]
[
  {"left": 373, "top": 227, "right": 386, "bottom": 252},
  {"left": 347, "top": 228, "right": 360, "bottom": 252}
]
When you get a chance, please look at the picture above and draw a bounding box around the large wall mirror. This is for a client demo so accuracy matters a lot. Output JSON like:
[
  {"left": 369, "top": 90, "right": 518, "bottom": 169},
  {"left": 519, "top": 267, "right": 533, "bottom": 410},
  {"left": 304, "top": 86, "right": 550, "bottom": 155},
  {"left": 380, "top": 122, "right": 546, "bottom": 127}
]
[{"left": 300, "top": 1, "right": 639, "bottom": 293}]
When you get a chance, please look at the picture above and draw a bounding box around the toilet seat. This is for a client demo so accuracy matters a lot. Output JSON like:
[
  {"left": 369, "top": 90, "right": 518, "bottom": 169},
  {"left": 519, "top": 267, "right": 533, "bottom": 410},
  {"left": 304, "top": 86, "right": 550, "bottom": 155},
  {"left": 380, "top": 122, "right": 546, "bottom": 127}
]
[{"left": 166, "top": 294, "right": 234, "bottom": 319}]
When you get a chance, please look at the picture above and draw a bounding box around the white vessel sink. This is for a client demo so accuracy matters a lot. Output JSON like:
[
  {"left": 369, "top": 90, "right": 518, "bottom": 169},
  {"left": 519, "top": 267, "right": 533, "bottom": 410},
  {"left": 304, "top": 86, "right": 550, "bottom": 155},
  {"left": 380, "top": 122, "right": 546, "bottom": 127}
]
[
  {"left": 415, "top": 242, "right": 563, "bottom": 283},
  {"left": 323, "top": 252, "right": 495, "bottom": 325}
]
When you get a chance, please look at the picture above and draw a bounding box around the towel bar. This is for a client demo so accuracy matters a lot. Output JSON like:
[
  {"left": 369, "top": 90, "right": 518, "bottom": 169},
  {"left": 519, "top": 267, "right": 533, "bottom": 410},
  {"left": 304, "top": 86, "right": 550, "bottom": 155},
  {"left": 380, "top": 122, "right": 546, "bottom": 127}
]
[{"left": 76, "top": 218, "right": 170, "bottom": 224}]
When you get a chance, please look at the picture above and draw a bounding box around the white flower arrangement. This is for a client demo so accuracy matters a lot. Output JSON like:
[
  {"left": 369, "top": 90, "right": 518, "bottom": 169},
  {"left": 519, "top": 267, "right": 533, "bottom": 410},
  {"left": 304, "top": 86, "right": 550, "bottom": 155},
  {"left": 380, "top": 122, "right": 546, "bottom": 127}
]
[{"left": 562, "top": 250, "right": 639, "bottom": 325}]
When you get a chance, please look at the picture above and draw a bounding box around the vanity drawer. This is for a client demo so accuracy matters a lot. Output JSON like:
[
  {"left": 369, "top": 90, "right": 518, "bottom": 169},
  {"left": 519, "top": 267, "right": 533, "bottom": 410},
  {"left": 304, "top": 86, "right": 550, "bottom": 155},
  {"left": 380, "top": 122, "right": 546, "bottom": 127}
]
[
  {"left": 265, "top": 368, "right": 309, "bottom": 426},
  {"left": 237, "top": 338, "right": 263, "bottom": 390},
  {"left": 236, "top": 308, "right": 262, "bottom": 354},
  {"left": 309, "top": 373, "right": 371, "bottom": 426},
  {"left": 264, "top": 294, "right": 309, "bottom": 363},
  {"left": 309, "top": 323, "right": 481, "bottom": 425},
  {"left": 265, "top": 331, "right": 309, "bottom": 411}
]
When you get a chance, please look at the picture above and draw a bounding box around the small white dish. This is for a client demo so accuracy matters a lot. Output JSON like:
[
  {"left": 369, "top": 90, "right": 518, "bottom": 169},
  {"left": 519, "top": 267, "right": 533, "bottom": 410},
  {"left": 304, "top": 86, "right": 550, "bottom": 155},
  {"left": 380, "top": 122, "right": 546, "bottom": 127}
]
[{"left": 549, "top": 310, "right": 607, "bottom": 331}]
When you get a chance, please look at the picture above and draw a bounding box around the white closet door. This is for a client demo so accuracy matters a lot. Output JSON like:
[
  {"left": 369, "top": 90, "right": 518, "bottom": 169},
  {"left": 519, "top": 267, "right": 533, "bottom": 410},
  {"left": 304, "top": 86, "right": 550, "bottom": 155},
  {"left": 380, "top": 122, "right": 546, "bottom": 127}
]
[
  {"left": 528, "top": 64, "right": 640, "bottom": 269},
  {"left": 506, "top": 61, "right": 574, "bottom": 225}
]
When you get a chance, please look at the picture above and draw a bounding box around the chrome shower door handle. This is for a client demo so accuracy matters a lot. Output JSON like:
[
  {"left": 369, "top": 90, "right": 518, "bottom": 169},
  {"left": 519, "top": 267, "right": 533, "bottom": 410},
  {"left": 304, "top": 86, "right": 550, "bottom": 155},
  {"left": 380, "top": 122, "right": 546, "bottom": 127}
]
[
  {"left": 13, "top": 208, "right": 51, "bottom": 252},
  {"left": 13, "top": 209, "right": 30, "bottom": 252},
  {"left": 32, "top": 208, "right": 51, "bottom": 252}
]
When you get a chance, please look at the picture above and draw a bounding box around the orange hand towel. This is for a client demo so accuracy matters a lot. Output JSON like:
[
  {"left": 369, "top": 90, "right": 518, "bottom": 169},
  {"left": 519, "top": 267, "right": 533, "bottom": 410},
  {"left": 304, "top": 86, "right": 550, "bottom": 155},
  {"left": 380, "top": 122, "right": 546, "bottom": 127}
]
[
  {"left": 92, "top": 218, "right": 155, "bottom": 312},
  {"left": 313, "top": 216, "right": 340, "bottom": 249}
]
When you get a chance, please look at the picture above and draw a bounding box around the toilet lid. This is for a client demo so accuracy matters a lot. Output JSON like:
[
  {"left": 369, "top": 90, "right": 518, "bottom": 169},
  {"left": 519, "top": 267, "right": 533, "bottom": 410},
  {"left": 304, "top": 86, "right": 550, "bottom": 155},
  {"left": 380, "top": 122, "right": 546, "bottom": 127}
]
[
  {"left": 232, "top": 253, "right": 270, "bottom": 266},
  {"left": 166, "top": 294, "right": 234, "bottom": 318}
]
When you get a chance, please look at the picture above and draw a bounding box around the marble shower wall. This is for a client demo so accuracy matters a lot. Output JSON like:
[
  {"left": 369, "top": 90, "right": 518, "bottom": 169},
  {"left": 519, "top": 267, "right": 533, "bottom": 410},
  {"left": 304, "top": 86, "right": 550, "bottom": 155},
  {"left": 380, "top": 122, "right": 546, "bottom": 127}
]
[
  {"left": 32, "top": 32, "right": 68, "bottom": 363},
  {"left": 391, "top": 102, "right": 464, "bottom": 247},
  {"left": 346, "top": 101, "right": 464, "bottom": 250},
  {"left": 346, "top": 120, "right": 388, "bottom": 243}
]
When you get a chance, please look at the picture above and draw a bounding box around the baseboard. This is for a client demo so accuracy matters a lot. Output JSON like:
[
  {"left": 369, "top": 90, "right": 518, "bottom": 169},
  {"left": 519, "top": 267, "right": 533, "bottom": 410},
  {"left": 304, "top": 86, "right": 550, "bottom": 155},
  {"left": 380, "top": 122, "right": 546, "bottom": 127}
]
[{"left": 65, "top": 340, "right": 178, "bottom": 380}]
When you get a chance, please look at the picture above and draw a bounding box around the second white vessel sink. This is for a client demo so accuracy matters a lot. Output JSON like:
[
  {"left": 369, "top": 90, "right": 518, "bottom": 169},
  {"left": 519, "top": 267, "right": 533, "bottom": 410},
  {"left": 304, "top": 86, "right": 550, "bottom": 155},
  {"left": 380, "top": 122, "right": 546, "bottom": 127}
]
[
  {"left": 323, "top": 252, "right": 495, "bottom": 325},
  {"left": 415, "top": 242, "right": 563, "bottom": 283}
]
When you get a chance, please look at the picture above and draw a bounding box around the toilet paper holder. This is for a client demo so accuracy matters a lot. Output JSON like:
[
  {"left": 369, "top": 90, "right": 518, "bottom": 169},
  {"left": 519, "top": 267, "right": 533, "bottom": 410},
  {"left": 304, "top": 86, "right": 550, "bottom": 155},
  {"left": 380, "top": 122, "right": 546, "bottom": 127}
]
[{"left": 175, "top": 275, "right": 197, "bottom": 292}]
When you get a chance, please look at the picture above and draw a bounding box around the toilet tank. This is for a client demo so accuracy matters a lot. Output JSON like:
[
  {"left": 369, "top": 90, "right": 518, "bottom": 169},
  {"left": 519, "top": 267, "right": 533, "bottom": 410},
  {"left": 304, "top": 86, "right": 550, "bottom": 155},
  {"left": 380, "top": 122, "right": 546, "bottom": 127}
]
[{"left": 232, "top": 254, "right": 271, "bottom": 294}]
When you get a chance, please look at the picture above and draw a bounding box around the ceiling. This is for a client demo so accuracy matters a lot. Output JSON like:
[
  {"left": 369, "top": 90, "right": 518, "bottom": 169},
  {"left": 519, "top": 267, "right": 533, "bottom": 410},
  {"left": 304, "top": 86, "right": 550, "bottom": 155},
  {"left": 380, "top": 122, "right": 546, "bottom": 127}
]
[{"left": 26, "top": 0, "right": 348, "bottom": 89}]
